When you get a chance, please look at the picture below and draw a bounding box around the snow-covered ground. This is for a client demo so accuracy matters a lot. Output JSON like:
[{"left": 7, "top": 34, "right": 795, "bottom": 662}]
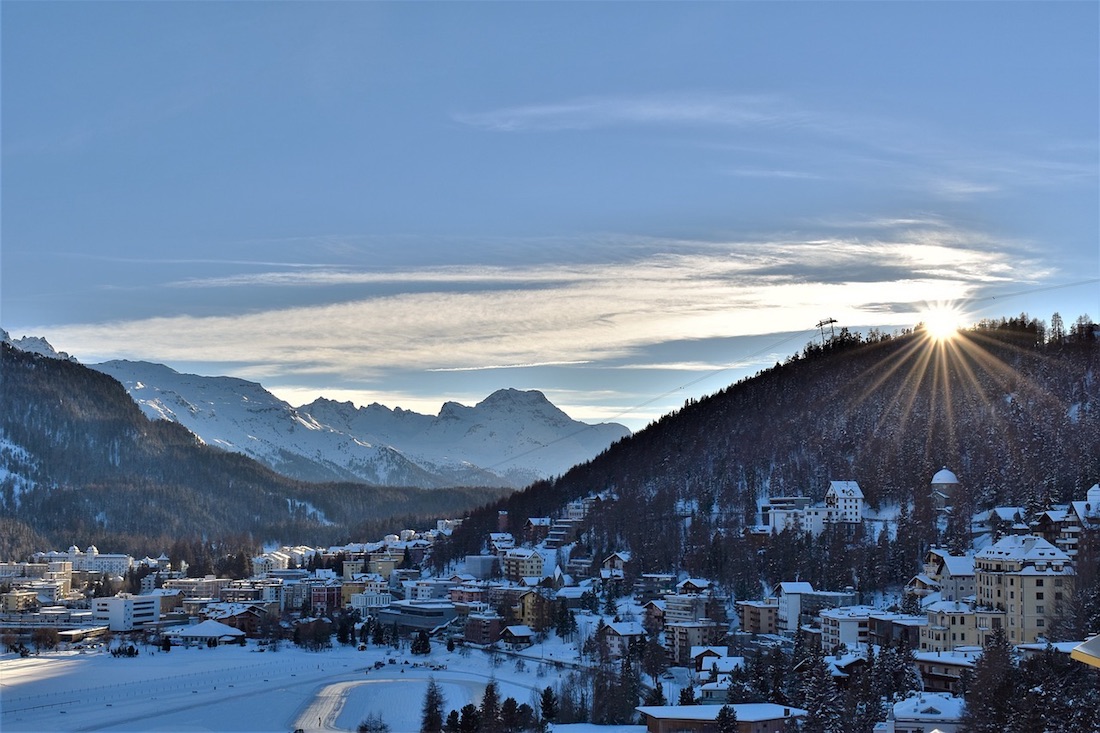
[{"left": 0, "top": 638, "right": 648, "bottom": 733}]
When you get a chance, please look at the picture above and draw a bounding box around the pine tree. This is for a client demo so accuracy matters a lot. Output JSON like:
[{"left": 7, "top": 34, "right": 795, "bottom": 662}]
[
  {"left": 715, "top": 704, "right": 738, "bottom": 733},
  {"left": 799, "top": 651, "right": 843, "bottom": 733},
  {"left": 421, "top": 677, "right": 445, "bottom": 733},
  {"left": 960, "top": 626, "right": 1017, "bottom": 733},
  {"left": 412, "top": 630, "right": 432, "bottom": 655},
  {"left": 539, "top": 686, "right": 558, "bottom": 724},
  {"left": 678, "top": 684, "right": 696, "bottom": 705},
  {"left": 479, "top": 680, "right": 502, "bottom": 733}
]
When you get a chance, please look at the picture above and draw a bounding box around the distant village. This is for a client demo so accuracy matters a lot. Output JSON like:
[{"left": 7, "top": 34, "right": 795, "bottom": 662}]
[{"left": 3, "top": 469, "right": 1100, "bottom": 733}]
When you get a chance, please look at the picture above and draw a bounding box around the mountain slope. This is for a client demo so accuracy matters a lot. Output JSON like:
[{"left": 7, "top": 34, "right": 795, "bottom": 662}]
[
  {"left": 302, "top": 389, "right": 630, "bottom": 487},
  {"left": 91, "top": 360, "right": 629, "bottom": 488},
  {"left": 0, "top": 343, "right": 509, "bottom": 558},
  {"left": 436, "top": 318, "right": 1100, "bottom": 575},
  {"left": 91, "top": 360, "right": 448, "bottom": 487}
]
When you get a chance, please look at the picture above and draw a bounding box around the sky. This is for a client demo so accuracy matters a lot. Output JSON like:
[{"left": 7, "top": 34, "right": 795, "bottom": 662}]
[{"left": 2, "top": 2, "right": 1098, "bottom": 431}]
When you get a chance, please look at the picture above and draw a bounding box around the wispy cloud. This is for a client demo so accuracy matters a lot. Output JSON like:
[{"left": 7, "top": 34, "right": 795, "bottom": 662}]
[
  {"left": 40, "top": 222, "right": 1044, "bottom": 385},
  {"left": 453, "top": 92, "right": 811, "bottom": 132}
]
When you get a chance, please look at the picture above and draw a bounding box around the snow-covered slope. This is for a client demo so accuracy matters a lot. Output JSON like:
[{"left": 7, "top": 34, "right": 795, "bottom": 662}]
[
  {"left": 90, "top": 360, "right": 447, "bottom": 487},
  {"left": 302, "top": 389, "right": 631, "bottom": 487},
  {"left": 90, "top": 361, "right": 629, "bottom": 489},
  {"left": 0, "top": 329, "right": 76, "bottom": 361}
]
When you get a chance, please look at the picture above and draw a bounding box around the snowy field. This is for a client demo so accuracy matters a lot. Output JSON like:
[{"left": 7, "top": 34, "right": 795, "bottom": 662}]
[{"left": 0, "top": 639, "right": 649, "bottom": 733}]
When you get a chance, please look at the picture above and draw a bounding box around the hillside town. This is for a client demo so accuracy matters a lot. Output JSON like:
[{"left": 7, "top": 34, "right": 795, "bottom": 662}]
[{"left": 3, "top": 471, "right": 1100, "bottom": 732}]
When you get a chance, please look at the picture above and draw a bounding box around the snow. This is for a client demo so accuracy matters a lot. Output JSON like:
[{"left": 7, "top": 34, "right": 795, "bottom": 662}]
[
  {"left": 1, "top": 639, "right": 569, "bottom": 733},
  {"left": 89, "top": 361, "right": 629, "bottom": 489}
]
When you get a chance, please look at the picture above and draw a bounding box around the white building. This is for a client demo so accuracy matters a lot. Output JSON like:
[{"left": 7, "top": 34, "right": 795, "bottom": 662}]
[
  {"left": 874, "top": 692, "right": 965, "bottom": 733},
  {"left": 762, "top": 480, "right": 865, "bottom": 536},
  {"left": 820, "top": 605, "right": 876, "bottom": 650},
  {"left": 92, "top": 593, "right": 160, "bottom": 631},
  {"left": 35, "top": 545, "right": 133, "bottom": 576}
]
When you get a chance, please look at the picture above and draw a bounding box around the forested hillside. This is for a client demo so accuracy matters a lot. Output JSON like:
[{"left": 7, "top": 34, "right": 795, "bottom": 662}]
[
  {"left": 0, "top": 344, "right": 508, "bottom": 560},
  {"left": 436, "top": 316, "right": 1099, "bottom": 599}
]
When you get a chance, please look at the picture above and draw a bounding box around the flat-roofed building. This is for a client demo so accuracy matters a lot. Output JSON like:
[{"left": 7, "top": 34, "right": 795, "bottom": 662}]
[{"left": 92, "top": 593, "right": 160, "bottom": 631}]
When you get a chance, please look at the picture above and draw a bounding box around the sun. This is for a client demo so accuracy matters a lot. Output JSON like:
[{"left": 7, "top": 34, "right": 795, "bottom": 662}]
[{"left": 921, "top": 304, "right": 963, "bottom": 342}]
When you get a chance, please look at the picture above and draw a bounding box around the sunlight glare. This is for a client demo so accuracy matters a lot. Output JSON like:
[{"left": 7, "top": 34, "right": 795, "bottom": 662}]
[{"left": 921, "top": 305, "right": 962, "bottom": 342}]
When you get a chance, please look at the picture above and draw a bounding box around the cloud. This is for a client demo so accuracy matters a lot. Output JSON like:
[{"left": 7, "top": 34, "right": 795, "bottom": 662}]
[
  {"left": 39, "top": 222, "right": 1043, "bottom": 387},
  {"left": 453, "top": 92, "right": 811, "bottom": 132}
]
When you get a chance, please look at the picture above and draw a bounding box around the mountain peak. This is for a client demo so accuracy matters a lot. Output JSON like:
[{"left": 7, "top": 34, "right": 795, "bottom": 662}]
[{"left": 1, "top": 329, "right": 77, "bottom": 362}]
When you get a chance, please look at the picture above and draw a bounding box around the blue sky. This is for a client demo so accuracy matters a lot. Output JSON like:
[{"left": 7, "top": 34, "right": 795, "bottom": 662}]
[{"left": 3, "top": 2, "right": 1097, "bottom": 431}]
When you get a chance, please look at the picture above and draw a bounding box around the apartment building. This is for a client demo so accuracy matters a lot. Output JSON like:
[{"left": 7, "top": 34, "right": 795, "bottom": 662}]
[{"left": 973, "top": 534, "right": 1073, "bottom": 645}]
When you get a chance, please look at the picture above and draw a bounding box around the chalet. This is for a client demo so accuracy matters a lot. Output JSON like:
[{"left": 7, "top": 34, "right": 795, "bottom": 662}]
[
  {"left": 523, "top": 517, "right": 552, "bottom": 545},
  {"left": 202, "top": 602, "right": 268, "bottom": 637},
  {"left": 500, "top": 624, "right": 534, "bottom": 650},
  {"left": 913, "top": 648, "right": 980, "bottom": 694},
  {"left": 596, "top": 621, "right": 646, "bottom": 659},
  {"left": 691, "top": 645, "right": 727, "bottom": 673}
]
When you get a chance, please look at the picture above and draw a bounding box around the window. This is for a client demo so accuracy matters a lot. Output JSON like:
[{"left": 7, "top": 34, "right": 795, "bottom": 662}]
[
  {"left": 1036, "top": 592, "right": 1044, "bottom": 600},
  {"left": 1035, "top": 579, "right": 1044, "bottom": 587},
  {"left": 1037, "top": 619, "right": 1045, "bottom": 627},
  {"left": 1036, "top": 606, "right": 1044, "bottom": 614}
]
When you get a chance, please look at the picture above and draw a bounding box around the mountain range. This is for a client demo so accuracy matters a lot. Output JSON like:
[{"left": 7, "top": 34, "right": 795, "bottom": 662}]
[{"left": 0, "top": 329, "right": 629, "bottom": 489}]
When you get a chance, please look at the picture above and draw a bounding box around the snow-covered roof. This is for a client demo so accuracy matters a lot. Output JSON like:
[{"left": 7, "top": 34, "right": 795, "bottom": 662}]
[
  {"left": 924, "top": 600, "right": 974, "bottom": 614},
  {"left": 942, "top": 555, "right": 974, "bottom": 577},
  {"left": 931, "top": 467, "right": 959, "bottom": 485},
  {"left": 893, "top": 692, "right": 965, "bottom": 721},
  {"left": 636, "top": 703, "right": 807, "bottom": 722},
  {"left": 605, "top": 622, "right": 645, "bottom": 637},
  {"left": 828, "top": 480, "right": 863, "bottom": 499},
  {"left": 975, "top": 535, "right": 1069, "bottom": 563},
  {"left": 1071, "top": 634, "right": 1100, "bottom": 669},
  {"left": 777, "top": 581, "right": 815, "bottom": 594},
  {"left": 502, "top": 625, "right": 533, "bottom": 637},
  {"left": 691, "top": 645, "right": 727, "bottom": 659},
  {"left": 167, "top": 619, "right": 245, "bottom": 638}
]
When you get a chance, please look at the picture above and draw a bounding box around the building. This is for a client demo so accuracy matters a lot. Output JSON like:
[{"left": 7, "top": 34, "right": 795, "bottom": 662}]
[
  {"left": 773, "top": 582, "right": 858, "bottom": 632},
  {"left": 1, "top": 589, "right": 40, "bottom": 612},
  {"left": 635, "top": 703, "right": 806, "bottom": 733},
  {"left": 513, "top": 590, "right": 554, "bottom": 632},
  {"left": 820, "top": 605, "right": 876, "bottom": 650},
  {"left": 736, "top": 598, "right": 779, "bottom": 635},
  {"left": 920, "top": 601, "right": 978, "bottom": 652},
  {"left": 34, "top": 545, "right": 134, "bottom": 577},
  {"left": 500, "top": 548, "right": 545, "bottom": 582},
  {"left": 665, "top": 620, "right": 720, "bottom": 667},
  {"left": 867, "top": 611, "right": 926, "bottom": 650},
  {"left": 930, "top": 467, "right": 960, "bottom": 514},
  {"left": 874, "top": 692, "right": 966, "bottom": 733},
  {"left": 92, "top": 593, "right": 160, "bottom": 632},
  {"left": 596, "top": 621, "right": 646, "bottom": 659},
  {"left": 913, "top": 648, "right": 980, "bottom": 694},
  {"left": 760, "top": 481, "right": 864, "bottom": 536},
  {"left": 375, "top": 600, "right": 458, "bottom": 634},
  {"left": 910, "top": 547, "right": 975, "bottom": 603},
  {"left": 825, "top": 480, "right": 865, "bottom": 523},
  {"left": 973, "top": 534, "right": 1073, "bottom": 645},
  {"left": 163, "top": 575, "right": 232, "bottom": 600},
  {"left": 464, "top": 612, "right": 504, "bottom": 646}
]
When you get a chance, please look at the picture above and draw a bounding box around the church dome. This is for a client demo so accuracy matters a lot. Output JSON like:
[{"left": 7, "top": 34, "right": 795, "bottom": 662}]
[{"left": 931, "top": 467, "right": 959, "bottom": 485}]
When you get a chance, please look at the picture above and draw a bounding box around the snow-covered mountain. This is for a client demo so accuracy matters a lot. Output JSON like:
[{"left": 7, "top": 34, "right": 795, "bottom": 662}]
[
  {"left": 89, "top": 360, "right": 630, "bottom": 489},
  {"left": 0, "top": 328, "right": 76, "bottom": 361}
]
